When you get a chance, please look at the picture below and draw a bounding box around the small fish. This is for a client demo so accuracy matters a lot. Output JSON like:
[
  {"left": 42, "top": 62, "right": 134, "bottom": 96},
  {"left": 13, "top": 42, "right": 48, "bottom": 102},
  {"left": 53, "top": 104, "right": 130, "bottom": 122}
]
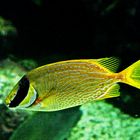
[{"left": 5, "top": 57, "right": 140, "bottom": 111}]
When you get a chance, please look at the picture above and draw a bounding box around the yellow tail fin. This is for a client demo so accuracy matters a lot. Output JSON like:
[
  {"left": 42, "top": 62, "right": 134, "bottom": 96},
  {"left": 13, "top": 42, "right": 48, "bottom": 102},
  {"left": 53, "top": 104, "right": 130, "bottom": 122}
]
[{"left": 121, "top": 60, "right": 140, "bottom": 89}]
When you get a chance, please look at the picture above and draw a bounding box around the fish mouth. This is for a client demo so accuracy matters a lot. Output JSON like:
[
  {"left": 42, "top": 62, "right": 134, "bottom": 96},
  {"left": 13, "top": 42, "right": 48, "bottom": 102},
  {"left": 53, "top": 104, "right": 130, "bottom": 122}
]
[
  {"left": 4, "top": 95, "right": 16, "bottom": 108},
  {"left": 5, "top": 99, "right": 10, "bottom": 107}
]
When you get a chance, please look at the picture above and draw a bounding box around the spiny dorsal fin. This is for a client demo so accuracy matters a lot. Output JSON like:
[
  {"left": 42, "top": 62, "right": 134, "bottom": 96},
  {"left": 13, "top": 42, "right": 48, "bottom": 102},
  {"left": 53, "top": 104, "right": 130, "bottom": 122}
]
[
  {"left": 97, "top": 57, "right": 120, "bottom": 72},
  {"left": 97, "top": 84, "right": 120, "bottom": 100}
]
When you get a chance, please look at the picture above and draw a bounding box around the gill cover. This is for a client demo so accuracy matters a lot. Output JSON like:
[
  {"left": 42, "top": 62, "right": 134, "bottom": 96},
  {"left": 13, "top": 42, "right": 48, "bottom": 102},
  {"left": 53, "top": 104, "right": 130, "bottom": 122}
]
[{"left": 5, "top": 76, "right": 37, "bottom": 108}]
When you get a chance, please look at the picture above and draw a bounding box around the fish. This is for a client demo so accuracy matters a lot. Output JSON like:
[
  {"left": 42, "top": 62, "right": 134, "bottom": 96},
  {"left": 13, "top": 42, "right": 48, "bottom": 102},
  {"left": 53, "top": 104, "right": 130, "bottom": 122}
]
[{"left": 5, "top": 57, "right": 140, "bottom": 111}]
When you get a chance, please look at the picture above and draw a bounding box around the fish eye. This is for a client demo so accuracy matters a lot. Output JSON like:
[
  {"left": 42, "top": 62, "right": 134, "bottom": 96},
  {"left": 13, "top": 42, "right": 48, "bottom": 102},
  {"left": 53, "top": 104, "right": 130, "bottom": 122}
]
[{"left": 9, "top": 76, "right": 30, "bottom": 107}]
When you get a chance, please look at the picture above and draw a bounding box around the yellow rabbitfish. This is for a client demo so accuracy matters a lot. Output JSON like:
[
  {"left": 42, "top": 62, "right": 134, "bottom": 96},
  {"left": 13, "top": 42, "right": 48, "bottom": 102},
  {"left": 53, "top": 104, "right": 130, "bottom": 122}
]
[{"left": 5, "top": 57, "right": 140, "bottom": 111}]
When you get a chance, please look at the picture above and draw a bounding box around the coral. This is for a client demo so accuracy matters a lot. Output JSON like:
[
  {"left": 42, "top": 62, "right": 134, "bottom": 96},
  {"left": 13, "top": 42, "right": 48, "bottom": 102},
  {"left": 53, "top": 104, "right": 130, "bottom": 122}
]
[{"left": 69, "top": 101, "right": 140, "bottom": 140}]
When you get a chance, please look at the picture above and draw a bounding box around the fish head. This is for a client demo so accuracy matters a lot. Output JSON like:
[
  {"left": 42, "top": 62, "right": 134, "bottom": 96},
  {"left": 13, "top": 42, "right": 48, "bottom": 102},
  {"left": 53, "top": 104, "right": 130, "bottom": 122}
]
[{"left": 5, "top": 76, "right": 37, "bottom": 109}]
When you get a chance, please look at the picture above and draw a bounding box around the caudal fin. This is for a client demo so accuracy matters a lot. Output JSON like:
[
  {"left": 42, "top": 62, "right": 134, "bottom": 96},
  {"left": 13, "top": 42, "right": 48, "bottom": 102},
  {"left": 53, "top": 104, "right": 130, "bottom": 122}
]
[{"left": 121, "top": 60, "right": 140, "bottom": 89}]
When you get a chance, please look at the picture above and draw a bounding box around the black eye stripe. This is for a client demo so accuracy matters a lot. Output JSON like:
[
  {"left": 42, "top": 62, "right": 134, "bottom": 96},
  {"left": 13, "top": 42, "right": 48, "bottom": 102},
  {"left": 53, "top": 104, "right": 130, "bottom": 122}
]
[{"left": 9, "top": 76, "right": 30, "bottom": 107}]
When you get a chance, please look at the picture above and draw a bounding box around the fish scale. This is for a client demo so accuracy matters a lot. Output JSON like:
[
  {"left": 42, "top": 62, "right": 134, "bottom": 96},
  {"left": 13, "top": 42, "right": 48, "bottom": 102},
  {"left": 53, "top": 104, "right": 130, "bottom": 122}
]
[
  {"left": 27, "top": 61, "right": 115, "bottom": 110},
  {"left": 33, "top": 61, "right": 117, "bottom": 110},
  {"left": 33, "top": 74, "right": 115, "bottom": 111}
]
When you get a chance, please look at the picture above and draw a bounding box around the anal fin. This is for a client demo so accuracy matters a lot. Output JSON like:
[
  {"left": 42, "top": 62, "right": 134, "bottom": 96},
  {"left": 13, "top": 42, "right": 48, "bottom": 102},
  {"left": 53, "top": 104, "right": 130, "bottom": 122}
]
[{"left": 97, "top": 84, "right": 120, "bottom": 100}]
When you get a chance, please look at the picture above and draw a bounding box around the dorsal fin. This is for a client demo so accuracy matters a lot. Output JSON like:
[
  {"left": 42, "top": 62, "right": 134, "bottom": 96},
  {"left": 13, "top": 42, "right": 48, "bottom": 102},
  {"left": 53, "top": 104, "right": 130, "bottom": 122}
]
[
  {"left": 96, "top": 57, "right": 120, "bottom": 72},
  {"left": 96, "top": 83, "right": 120, "bottom": 100}
]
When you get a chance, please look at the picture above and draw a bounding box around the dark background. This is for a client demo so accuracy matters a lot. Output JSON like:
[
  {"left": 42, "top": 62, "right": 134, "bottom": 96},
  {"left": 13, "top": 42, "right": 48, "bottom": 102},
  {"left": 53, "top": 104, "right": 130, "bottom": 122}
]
[{"left": 0, "top": 0, "right": 140, "bottom": 116}]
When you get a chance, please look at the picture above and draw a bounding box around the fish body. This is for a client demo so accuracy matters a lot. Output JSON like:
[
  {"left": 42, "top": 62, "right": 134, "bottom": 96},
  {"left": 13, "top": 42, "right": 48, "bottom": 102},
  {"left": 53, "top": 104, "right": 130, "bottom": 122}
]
[{"left": 5, "top": 57, "right": 140, "bottom": 111}]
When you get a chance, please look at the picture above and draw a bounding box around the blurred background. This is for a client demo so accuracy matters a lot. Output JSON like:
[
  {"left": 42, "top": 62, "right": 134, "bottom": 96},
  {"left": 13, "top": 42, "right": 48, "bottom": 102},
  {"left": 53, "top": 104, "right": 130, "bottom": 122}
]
[
  {"left": 1, "top": 0, "right": 140, "bottom": 140},
  {"left": 1, "top": 0, "right": 140, "bottom": 63}
]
